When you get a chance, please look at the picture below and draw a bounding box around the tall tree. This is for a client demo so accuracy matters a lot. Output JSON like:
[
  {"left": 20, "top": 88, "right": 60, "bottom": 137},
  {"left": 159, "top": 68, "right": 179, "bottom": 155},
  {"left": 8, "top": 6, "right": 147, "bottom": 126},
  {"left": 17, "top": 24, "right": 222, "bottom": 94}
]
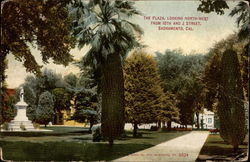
[
  {"left": 52, "top": 88, "right": 71, "bottom": 124},
  {"left": 124, "top": 51, "right": 163, "bottom": 137},
  {"left": 71, "top": 0, "right": 143, "bottom": 145},
  {"left": 69, "top": 67, "right": 98, "bottom": 131},
  {"left": 218, "top": 49, "right": 246, "bottom": 151},
  {"left": 36, "top": 91, "right": 54, "bottom": 127},
  {"left": 156, "top": 50, "right": 206, "bottom": 127},
  {"left": 0, "top": 0, "right": 75, "bottom": 122}
]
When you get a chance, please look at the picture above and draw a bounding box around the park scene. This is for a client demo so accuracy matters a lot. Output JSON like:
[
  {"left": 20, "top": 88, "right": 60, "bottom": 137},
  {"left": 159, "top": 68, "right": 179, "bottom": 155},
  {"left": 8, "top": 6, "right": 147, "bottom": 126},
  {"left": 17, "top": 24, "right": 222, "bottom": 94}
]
[{"left": 0, "top": 0, "right": 249, "bottom": 161}]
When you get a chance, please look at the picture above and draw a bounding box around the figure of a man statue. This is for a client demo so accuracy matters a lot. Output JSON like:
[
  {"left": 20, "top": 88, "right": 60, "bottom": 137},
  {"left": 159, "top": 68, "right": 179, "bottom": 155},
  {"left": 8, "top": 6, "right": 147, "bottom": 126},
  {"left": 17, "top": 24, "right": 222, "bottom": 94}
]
[{"left": 20, "top": 87, "right": 24, "bottom": 102}]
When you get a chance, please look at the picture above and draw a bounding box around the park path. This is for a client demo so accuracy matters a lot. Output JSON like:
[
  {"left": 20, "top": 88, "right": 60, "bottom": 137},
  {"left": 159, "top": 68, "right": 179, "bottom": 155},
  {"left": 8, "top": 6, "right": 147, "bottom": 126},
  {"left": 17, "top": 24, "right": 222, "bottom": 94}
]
[{"left": 114, "top": 131, "right": 209, "bottom": 162}]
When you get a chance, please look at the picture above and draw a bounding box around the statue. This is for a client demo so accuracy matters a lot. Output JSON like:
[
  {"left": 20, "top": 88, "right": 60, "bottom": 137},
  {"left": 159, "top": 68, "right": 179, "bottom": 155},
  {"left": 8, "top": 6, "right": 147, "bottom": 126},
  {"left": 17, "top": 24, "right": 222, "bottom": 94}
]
[{"left": 20, "top": 87, "right": 24, "bottom": 102}]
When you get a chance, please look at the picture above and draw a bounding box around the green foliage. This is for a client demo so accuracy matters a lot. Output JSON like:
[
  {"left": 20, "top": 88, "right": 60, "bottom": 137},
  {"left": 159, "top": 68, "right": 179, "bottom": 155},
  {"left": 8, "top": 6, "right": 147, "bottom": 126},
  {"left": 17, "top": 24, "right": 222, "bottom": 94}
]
[
  {"left": 1, "top": 0, "right": 74, "bottom": 75},
  {"left": 156, "top": 50, "right": 206, "bottom": 126},
  {"left": 21, "top": 69, "right": 69, "bottom": 123},
  {"left": 36, "top": 91, "right": 54, "bottom": 126},
  {"left": 92, "top": 127, "right": 102, "bottom": 142},
  {"left": 197, "top": 0, "right": 229, "bottom": 15},
  {"left": 33, "top": 123, "right": 40, "bottom": 129},
  {"left": 2, "top": 95, "right": 17, "bottom": 123},
  {"left": 197, "top": 0, "right": 249, "bottom": 40},
  {"left": 157, "top": 93, "right": 179, "bottom": 124},
  {"left": 218, "top": 49, "right": 246, "bottom": 150},
  {"left": 229, "top": 1, "right": 249, "bottom": 40},
  {"left": 1, "top": 122, "right": 9, "bottom": 130},
  {"left": 64, "top": 69, "right": 98, "bottom": 129},
  {"left": 124, "top": 51, "right": 162, "bottom": 125},
  {"left": 204, "top": 34, "right": 249, "bottom": 109},
  {"left": 52, "top": 88, "right": 71, "bottom": 112},
  {"left": 124, "top": 51, "right": 179, "bottom": 135}
]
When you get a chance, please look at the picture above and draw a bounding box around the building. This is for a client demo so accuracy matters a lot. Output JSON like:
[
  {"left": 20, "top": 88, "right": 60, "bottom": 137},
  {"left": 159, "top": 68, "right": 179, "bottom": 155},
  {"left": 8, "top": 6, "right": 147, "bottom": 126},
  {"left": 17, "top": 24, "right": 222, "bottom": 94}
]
[{"left": 193, "top": 109, "right": 215, "bottom": 129}]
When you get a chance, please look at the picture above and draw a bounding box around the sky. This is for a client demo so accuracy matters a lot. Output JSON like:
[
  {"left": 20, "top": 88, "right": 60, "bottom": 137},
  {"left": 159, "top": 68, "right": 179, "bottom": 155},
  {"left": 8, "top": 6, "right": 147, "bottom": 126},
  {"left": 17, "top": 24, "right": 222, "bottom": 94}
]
[{"left": 6, "top": 0, "right": 239, "bottom": 88}]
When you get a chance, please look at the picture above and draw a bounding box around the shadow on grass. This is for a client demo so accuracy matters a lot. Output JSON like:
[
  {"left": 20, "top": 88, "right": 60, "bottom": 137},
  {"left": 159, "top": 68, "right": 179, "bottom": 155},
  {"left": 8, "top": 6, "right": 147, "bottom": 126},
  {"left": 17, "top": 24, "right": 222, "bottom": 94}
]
[
  {"left": 196, "top": 134, "right": 248, "bottom": 161},
  {"left": 0, "top": 141, "right": 153, "bottom": 161},
  {"left": 0, "top": 130, "right": 189, "bottom": 161}
]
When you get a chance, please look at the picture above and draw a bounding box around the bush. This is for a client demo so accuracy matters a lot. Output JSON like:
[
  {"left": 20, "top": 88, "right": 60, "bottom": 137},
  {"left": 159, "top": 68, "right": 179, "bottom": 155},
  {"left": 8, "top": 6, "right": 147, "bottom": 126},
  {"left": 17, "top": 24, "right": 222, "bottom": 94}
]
[
  {"left": 20, "top": 123, "right": 26, "bottom": 131},
  {"left": 33, "top": 123, "right": 40, "bottom": 129},
  {"left": 92, "top": 127, "right": 102, "bottom": 142},
  {"left": 1, "top": 122, "right": 9, "bottom": 130},
  {"left": 135, "top": 132, "right": 143, "bottom": 138},
  {"left": 150, "top": 126, "right": 158, "bottom": 131}
]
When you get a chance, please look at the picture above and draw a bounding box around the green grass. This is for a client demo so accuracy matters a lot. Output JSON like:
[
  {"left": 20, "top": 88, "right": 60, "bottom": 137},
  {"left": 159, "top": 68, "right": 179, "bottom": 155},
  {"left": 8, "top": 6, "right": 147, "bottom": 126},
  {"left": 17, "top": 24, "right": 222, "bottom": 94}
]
[
  {"left": 0, "top": 126, "right": 90, "bottom": 137},
  {"left": 0, "top": 129, "right": 189, "bottom": 161},
  {"left": 197, "top": 134, "right": 248, "bottom": 161}
]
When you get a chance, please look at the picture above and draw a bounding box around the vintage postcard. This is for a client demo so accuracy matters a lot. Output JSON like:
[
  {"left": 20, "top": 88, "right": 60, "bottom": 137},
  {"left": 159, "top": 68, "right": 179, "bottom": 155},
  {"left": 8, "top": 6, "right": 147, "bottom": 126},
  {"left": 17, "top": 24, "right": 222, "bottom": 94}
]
[{"left": 0, "top": 0, "right": 249, "bottom": 161}]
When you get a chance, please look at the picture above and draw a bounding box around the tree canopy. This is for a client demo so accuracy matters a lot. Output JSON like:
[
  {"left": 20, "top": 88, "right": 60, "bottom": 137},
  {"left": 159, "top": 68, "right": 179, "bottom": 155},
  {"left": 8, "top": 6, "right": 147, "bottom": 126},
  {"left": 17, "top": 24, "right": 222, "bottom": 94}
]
[
  {"left": 0, "top": 0, "right": 75, "bottom": 122},
  {"left": 156, "top": 49, "right": 206, "bottom": 126}
]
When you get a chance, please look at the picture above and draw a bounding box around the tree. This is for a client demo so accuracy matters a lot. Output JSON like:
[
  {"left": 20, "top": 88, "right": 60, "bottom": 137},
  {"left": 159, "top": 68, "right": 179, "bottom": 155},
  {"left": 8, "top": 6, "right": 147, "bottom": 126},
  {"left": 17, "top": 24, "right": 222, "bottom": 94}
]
[
  {"left": 2, "top": 93, "right": 17, "bottom": 123},
  {"left": 21, "top": 69, "right": 65, "bottom": 123},
  {"left": 124, "top": 51, "right": 164, "bottom": 137},
  {"left": 0, "top": 0, "right": 75, "bottom": 121},
  {"left": 71, "top": 0, "right": 143, "bottom": 145},
  {"left": 70, "top": 68, "right": 99, "bottom": 131},
  {"left": 52, "top": 88, "right": 71, "bottom": 124},
  {"left": 156, "top": 50, "right": 206, "bottom": 127},
  {"left": 218, "top": 49, "right": 246, "bottom": 151},
  {"left": 204, "top": 34, "right": 248, "bottom": 111},
  {"left": 157, "top": 92, "right": 179, "bottom": 129},
  {"left": 36, "top": 91, "right": 54, "bottom": 127}
]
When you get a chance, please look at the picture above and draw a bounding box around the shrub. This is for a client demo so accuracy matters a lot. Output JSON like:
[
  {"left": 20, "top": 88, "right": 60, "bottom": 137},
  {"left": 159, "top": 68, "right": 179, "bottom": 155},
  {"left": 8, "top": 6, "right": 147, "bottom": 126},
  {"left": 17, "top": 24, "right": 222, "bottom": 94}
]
[
  {"left": 33, "top": 123, "right": 40, "bottom": 129},
  {"left": 20, "top": 123, "right": 26, "bottom": 131},
  {"left": 1, "top": 122, "right": 9, "bottom": 130},
  {"left": 92, "top": 127, "right": 102, "bottom": 142},
  {"left": 150, "top": 126, "right": 158, "bottom": 131}
]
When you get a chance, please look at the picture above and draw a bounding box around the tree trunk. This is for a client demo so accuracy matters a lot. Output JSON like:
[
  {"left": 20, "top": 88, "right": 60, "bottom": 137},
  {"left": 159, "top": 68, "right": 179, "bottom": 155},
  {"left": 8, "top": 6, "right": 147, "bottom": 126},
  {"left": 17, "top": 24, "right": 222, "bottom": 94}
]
[
  {"left": 133, "top": 123, "right": 138, "bottom": 137},
  {"left": 97, "top": 92, "right": 102, "bottom": 123},
  {"left": 89, "top": 117, "right": 94, "bottom": 132},
  {"left": 167, "top": 121, "right": 172, "bottom": 129},
  {"left": 157, "top": 120, "right": 161, "bottom": 128},
  {"left": 196, "top": 112, "right": 200, "bottom": 129},
  {"left": 162, "top": 121, "right": 166, "bottom": 127},
  {"left": 101, "top": 53, "right": 125, "bottom": 146},
  {"left": 45, "top": 124, "right": 47, "bottom": 128},
  {"left": 108, "top": 138, "right": 114, "bottom": 147},
  {"left": 233, "top": 144, "right": 239, "bottom": 152}
]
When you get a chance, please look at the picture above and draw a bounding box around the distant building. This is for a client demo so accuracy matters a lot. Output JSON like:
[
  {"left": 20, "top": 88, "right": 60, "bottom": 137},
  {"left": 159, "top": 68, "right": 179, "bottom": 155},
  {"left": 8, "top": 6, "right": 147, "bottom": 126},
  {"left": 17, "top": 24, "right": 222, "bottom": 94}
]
[{"left": 193, "top": 109, "right": 215, "bottom": 129}]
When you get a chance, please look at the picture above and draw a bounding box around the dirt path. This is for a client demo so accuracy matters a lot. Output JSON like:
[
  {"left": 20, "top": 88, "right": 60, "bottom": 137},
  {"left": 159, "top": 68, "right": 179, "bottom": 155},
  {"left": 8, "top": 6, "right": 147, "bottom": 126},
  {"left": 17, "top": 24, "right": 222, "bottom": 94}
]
[{"left": 114, "top": 131, "right": 209, "bottom": 161}]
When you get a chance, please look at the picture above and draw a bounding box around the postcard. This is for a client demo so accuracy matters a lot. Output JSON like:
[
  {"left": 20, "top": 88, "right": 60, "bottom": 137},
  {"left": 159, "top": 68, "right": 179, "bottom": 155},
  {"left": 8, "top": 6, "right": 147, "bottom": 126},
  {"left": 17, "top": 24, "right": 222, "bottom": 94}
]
[{"left": 0, "top": 0, "right": 248, "bottom": 161}]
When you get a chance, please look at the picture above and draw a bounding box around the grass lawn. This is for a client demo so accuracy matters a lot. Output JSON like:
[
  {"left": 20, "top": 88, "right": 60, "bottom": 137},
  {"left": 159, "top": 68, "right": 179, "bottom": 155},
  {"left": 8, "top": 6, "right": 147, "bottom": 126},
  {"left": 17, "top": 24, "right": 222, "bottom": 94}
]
[
  {"left": 0, "top": 128, "right": 189, "bottom": 161},
  {"left": 197, "top": 133, "right": 248, "bottom": 161}
]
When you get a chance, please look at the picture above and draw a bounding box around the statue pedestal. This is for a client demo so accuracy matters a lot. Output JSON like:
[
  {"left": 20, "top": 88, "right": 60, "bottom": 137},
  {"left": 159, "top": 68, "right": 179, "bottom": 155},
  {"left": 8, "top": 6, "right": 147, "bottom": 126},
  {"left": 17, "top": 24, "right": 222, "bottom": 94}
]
[{"left": 8, "top": 101, "right": 35, "bottom": 131}]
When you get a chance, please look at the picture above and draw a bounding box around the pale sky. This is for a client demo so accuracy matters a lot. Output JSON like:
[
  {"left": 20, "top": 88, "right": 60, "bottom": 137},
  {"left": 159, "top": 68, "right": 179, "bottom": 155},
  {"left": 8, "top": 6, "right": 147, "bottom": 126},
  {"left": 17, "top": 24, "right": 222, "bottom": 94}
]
[{"left": 6, "top": 1, "right": 239, "bottom": 88}]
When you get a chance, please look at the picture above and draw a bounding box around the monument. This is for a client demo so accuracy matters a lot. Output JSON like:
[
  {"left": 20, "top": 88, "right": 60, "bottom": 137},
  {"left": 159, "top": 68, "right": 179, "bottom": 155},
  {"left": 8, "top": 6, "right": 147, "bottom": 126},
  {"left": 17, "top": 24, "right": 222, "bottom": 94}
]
[{"left": 8, "top": 87, "right": 35, "bottom": 131}]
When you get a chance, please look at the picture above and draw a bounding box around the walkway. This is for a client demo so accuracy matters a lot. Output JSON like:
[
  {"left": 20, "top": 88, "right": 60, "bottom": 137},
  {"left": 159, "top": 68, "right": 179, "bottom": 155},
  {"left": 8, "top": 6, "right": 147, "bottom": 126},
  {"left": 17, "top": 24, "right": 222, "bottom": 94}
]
[{"left": 114, "top": 131, "right": 209, "bottom": 162}]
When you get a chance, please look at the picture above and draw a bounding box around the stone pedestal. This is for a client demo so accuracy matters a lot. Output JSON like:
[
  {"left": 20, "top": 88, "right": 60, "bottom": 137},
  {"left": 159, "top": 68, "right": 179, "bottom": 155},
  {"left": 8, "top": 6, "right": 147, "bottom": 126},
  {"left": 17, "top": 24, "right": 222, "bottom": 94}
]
[{"left": 8, "top": 100, "right": 35, "bottom": 131}]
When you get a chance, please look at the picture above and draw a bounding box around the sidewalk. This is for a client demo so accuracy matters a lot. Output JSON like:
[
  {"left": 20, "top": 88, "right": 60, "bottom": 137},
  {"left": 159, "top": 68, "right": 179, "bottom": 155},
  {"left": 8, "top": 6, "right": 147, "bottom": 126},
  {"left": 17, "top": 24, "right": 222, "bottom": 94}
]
[{"left": 114, "top": 131, "right": 209, "bottom": 161}]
